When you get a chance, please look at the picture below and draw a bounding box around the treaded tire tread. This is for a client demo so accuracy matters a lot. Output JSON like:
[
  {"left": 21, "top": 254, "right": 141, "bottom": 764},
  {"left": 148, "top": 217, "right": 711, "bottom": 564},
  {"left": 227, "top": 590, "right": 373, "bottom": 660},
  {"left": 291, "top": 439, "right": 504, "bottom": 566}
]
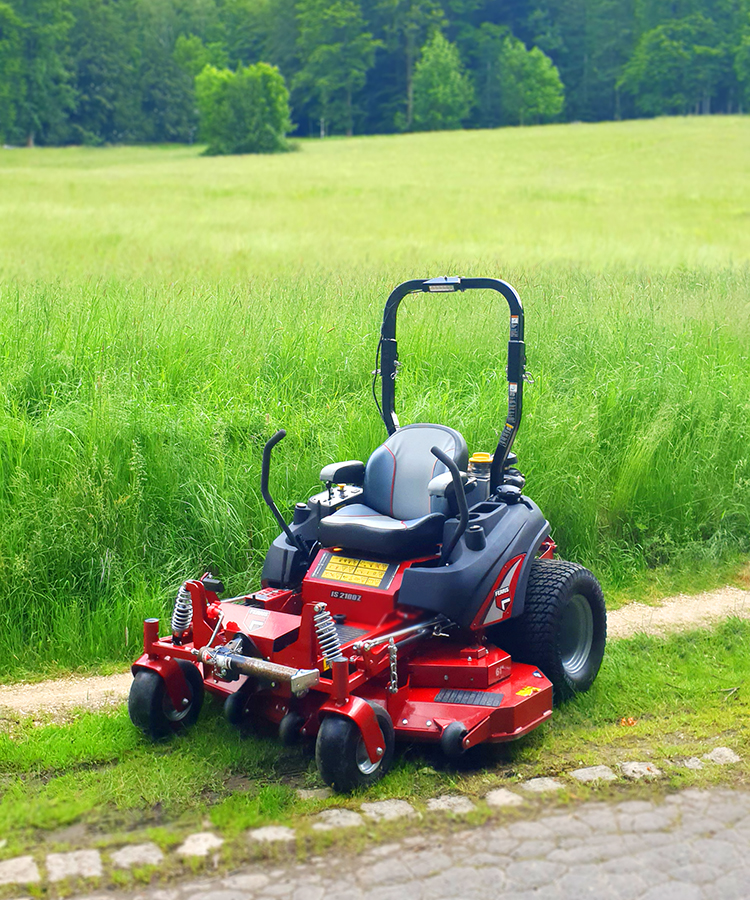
[{"left": 511, "top": 559, "right": 607, "bottom": 703}]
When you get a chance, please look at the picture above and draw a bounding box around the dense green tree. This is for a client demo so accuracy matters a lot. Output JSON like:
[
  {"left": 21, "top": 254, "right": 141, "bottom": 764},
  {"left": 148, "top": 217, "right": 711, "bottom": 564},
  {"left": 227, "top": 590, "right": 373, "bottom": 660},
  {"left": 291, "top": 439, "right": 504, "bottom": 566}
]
[
  {"left": 736, "top": 31, "right": 750, "bottom": 105},
  {"left": 66, "top": 0, "right": 141, "bottom": 143},
  {"left": 195, "top": 61, "right": 291, "bottom": 152},
  {"left": 0, "top": 1, "right": 23, "bottom": 141},
  {"left": 134, "top": 0, "right": 197, "bottom": 141},
  {"left": 6, "top": 0, "right": 74, "bottom": 145},
  {"left": 294, "top": 0, "right": 380, "bottom": 135},
  {"left": 375, "top": 0, "right": 444, "bottom": 129},
  {"left": 174, "top": 33, "right": 228, "bottom": 78},
  {"left": 412, "top": 30, "right": 473, "bottom": 129},
  {"left": 499, "top": 34, "right": 564, "bottom": 124},
  {"left": 474, "top": 24, "right": 563, "bottom": 125},
  {"left": 618, "top": 13, "right": 728, "bottom": 114}
]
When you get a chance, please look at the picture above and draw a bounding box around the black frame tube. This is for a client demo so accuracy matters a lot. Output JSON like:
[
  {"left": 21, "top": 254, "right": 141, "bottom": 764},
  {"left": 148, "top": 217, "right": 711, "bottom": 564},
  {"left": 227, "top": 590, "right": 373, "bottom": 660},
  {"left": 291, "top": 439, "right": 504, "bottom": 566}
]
[{"left": 379, "top": 277, "right": 525, "bottom": 494}]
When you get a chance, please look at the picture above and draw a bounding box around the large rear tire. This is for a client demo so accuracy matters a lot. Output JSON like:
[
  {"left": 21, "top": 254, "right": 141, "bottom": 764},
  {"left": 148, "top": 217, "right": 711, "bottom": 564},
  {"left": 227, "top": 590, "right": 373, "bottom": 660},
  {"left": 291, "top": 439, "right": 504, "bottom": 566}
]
[
  {"left": 129, "top": 659, "right": 204, "bottom": 740},
  {"left": 509, "top": 559, "right": 606, "bottom": 702},
  {"left": 315, "top": 702, "right": 394, "bottom": 793}
]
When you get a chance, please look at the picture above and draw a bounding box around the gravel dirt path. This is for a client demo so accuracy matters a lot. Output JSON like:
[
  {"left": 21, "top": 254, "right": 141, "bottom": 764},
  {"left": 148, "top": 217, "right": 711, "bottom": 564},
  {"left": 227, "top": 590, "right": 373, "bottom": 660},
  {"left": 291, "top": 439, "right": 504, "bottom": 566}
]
[{"left": 1, "top": 584, "right": 749, "bottom": 718}]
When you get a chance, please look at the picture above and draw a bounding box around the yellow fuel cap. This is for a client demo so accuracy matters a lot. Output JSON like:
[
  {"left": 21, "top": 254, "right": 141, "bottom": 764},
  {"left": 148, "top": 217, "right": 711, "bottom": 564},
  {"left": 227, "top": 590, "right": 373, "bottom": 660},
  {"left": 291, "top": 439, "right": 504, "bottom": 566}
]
[{"left": 469, "top": 452, "right": 493, "bottom": 464}]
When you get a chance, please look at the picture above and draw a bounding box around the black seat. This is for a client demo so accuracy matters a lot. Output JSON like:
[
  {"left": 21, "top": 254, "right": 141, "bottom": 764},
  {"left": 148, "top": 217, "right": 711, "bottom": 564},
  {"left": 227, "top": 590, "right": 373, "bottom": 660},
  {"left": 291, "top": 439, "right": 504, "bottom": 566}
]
[{"left": 318, "top": 423, "right": 468, "bottom": 559}]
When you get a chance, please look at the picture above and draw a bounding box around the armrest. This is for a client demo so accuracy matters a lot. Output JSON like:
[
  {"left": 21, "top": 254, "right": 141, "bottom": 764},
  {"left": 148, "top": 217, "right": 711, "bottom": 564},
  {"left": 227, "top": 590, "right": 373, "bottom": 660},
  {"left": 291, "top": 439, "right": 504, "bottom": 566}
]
[
  {"left": 319, "top": 460, "right": 365, "bottom": 485},
  {"left": 428, "top": 471, "right": 470, "bottom": 498}
]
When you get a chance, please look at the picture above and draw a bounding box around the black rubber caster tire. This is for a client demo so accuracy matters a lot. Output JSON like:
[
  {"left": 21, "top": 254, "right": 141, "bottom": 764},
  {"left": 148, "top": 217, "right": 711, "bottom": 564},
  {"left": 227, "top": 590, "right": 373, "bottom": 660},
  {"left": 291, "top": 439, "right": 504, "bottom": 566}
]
[
  {"left": 510, "top": 558, "right": 607, "bottom": 702},
  {"left": 279, "top": 711, "right": 306, "bottom": 746},
  {"left": 441, "top": 721, "right": 468, "bottom": 761},
  {"left": 315, "top": 702, "right": 394, "bottom": 793},
  {"left": 224, "top": 685, "right": 255, "bottom": 728},
  {"left": 128, "top": 659, "right": 204, "bottom": 740}
]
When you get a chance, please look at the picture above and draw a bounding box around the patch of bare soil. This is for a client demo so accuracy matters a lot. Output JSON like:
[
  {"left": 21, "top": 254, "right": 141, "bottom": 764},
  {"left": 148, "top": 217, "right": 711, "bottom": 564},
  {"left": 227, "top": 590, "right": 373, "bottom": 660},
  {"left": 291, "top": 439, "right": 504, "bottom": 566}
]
[
  {"left": 0, "top": 672, "right": 132, "bottom": 719},
  {"left": 607, "top": 585, "right": 750, "bottom": 639},
  {"left": 1, "top": 584, "right": 749, "bottom": 722}
]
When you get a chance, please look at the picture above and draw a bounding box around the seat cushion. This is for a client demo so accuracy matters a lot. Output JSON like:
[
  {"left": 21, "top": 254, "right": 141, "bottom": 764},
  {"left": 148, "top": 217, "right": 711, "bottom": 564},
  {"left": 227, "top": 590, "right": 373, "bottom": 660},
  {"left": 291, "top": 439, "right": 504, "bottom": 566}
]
[
  {"left": 317, "top": 503, "right": 444, "bottom": 559},
  {"left": 363, "top": 423, "right": 468, "bottom": 520}
]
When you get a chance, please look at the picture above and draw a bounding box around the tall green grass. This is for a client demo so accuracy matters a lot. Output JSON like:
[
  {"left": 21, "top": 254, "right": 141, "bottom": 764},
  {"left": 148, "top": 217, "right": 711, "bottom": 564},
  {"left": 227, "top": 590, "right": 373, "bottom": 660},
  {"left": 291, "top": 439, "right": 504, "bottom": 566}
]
[
  {"left": 0, "top": 118, "right": 749, "bottom": 677},
  {"left": 0, "top": 269, "right": 748, "bottom": 677}
]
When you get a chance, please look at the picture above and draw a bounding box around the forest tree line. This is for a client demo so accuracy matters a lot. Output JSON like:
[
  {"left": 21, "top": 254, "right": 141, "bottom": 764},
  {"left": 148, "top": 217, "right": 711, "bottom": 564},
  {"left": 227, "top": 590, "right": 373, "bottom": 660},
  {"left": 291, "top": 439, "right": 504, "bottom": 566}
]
[{"left": 1, "top": 0, "right": 749, "bottom": 146}]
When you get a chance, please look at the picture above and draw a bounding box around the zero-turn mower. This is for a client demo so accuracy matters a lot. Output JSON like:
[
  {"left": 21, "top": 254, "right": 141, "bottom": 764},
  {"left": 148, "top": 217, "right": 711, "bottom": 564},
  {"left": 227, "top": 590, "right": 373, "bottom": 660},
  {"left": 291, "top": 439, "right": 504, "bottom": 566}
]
[{"left": 129, "top": 277, "right": 607, "bottom": 792}]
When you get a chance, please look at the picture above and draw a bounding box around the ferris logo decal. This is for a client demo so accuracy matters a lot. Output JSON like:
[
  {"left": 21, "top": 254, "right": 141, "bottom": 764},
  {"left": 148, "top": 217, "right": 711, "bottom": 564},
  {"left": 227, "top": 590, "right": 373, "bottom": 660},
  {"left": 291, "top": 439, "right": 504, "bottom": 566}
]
[
  {"left": 330, "top": 590, "right": 362, "bottom": 602},
  {"left": 479, "top": 554, "right": 526, "bottom": 626},
  {"left": 494, "top": 585, "right": 513, "bottom": 612}
]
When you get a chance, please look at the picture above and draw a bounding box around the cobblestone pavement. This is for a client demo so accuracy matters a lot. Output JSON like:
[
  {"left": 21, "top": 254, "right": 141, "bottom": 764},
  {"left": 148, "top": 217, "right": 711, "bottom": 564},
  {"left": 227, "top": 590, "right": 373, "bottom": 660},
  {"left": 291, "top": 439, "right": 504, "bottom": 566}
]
[{"left": 102, "top": 788, "right": 750, "bottom": 900}]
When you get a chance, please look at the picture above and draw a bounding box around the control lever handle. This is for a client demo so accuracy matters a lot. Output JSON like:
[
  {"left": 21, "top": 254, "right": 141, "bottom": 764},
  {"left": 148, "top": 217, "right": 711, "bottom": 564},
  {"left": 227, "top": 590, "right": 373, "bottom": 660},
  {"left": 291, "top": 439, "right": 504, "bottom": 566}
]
[
  {"left": 431, "top": 446, "right": 470, "bottom": 564},
  {"left": 261, "top": 430, "right": 308, "bottom": 558}
]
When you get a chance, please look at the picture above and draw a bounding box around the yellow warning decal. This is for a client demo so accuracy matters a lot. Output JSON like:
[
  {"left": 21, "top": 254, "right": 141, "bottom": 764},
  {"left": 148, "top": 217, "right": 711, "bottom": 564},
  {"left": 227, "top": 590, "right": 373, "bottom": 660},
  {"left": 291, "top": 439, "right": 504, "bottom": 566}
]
[
  {"left": 516, "top": 686, "right": 542, "bottom": 697},
  {"left": 320, "top": 556, "right": 389, "bottom": 588}
]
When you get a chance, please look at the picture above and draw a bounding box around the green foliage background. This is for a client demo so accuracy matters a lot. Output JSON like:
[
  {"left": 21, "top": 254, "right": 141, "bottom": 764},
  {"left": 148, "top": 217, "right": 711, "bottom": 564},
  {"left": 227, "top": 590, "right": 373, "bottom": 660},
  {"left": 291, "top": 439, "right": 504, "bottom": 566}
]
[
  {"left": 0, "top": 117, "right": 748, "bottom": 677},
  {"left": 0, "top": 0, "right": 749, "bottom": 145}
]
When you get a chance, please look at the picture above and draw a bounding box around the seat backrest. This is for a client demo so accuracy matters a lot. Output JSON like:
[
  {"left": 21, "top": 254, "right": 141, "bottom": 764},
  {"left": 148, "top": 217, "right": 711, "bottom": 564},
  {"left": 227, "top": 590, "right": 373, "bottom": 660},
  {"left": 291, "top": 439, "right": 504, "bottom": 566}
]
[{"left": 363, "top": 423, "right": 468, "bottom": 521}]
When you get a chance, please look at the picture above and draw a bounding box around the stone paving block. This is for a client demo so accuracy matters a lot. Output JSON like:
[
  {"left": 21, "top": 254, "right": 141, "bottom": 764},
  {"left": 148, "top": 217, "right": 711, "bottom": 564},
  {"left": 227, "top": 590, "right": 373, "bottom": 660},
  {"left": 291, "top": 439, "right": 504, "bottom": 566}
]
[
  {"left": 185, "top": 891, "right": 246, "bottom": 900},
  {"left": 485, "top": 787, "right": 525, "bottom": 808},
  {"left": 520, "top": 776, "right": 565, "bottom": 793},
  {"left": 110, "top": 843, "right": 164, "bottom": 869},
  {"left": 704, "top": 746, "right": 741, "bottom": 764},
  {"left": 425, "top": 795, "right": 476, "bottom": 814},
  {"left": 0, "top": 855, "right": 41, "bottom": 885},
  {"left": 46, "top": 850, "right": 103, "bottom": 882},
  {"left": 132, "top": 890, "right": 179, "bottom": 900},
  {"left": 363, "top": 842, "right": 402, "bottom": 858},
  {"left": 681, "top": 756, "right": 704, "bottom": 770},
  {"left": 296, "top": 788, "right": 333, "bottom": 801},
  {"left": 505, "top": 858, "right": 566, "bottom": 890},
  {"left": 176, "top": 833, "right": 224, "bottom": 858},
  {"left": 639, "top": 884, "right": 702, "bottom": 900},
  {"left": 360, "top": 799, "right": 416, "bottom": 822},
  {"left": 221, "top": 873, "right": 270, "bottom": 891},
  {"left": 569, "top": 764, "right": 617, "bottom": 783},
  {"left": 247, "top": 825, "right": 296, "bottom": 844},
  {"left": 620, "top": 761, "right": 662, "bottom": 780},
  {"left": 311, "top": 809, "right": 364, "bottom": 831},
  {"left": 290, "top": 886, "right": 325, "bottom": 900}
]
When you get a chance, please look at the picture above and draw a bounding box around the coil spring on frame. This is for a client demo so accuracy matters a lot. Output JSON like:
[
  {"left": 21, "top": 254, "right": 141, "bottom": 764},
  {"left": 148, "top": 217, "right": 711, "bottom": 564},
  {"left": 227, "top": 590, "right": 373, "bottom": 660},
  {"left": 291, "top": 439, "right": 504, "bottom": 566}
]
[
  {"left": 313, "top": 603, "right": 342, "bottom": 665},
  {"left": 171, "top": 584, "right": 193, "bottom": 638}
]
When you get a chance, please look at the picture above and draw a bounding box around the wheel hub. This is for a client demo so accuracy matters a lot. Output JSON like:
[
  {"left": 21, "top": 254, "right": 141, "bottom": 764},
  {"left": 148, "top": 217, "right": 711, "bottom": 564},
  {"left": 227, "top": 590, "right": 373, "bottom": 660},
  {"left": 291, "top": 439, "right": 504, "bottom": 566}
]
[{"left": 559, "top": 593, "right": 594, "bottom": 678}]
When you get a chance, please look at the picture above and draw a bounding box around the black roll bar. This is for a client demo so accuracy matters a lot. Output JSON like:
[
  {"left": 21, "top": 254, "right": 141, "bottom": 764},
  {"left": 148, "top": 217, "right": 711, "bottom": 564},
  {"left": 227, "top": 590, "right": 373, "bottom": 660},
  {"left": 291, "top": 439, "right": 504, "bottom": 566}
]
[{"left": 378, "top": 276, "right": 525, "bottom": 495}]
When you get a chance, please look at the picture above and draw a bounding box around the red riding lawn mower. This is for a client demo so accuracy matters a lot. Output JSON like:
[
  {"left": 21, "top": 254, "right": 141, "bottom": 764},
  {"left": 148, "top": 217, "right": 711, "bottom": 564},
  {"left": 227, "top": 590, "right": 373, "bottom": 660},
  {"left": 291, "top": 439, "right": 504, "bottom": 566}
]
[{"left": 129, "top": 277, "right": 607, "bottom": 792}]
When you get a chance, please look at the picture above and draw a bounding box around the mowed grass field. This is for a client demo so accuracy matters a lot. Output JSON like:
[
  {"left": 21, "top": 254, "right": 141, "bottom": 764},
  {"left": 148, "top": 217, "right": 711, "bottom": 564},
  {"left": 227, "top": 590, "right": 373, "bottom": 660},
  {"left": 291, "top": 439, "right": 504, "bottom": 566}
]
[
  {"left": 0, "top": 116, "right": 749, "bottom": 678},
  {"left": 2, "top": 116, "right": 750, "bottom": 278}
]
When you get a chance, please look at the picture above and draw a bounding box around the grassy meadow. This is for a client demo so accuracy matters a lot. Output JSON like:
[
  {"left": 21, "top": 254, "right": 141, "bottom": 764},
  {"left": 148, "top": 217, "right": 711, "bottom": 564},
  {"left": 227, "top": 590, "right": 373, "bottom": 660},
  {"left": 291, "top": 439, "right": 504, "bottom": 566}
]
[{"left": 0, "top": 116, "right": 749, "bottom": 678}]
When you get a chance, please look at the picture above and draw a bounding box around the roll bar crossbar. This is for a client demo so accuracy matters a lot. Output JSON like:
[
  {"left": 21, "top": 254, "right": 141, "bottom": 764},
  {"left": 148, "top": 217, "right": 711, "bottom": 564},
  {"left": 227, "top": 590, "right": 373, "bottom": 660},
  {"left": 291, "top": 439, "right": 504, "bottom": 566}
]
[{"left": 378, "top": 276, "right": 525, "bottom": 496}]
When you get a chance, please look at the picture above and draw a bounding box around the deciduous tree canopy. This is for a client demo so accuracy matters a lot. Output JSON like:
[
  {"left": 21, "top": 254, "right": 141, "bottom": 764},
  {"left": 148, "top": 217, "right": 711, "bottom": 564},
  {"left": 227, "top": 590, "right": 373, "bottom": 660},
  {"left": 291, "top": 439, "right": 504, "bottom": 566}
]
[{"left": 0, "top": 0, "right": 748, "bottom": 146}]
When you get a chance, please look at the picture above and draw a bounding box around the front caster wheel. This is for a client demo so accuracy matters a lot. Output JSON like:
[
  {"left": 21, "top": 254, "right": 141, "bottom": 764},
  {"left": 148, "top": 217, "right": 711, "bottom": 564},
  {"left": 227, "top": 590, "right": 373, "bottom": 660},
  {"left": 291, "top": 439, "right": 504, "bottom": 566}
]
[
  {"left": 512, "top": 559, "right": 607, "bottom": 702},
  {"left": 315, "top": 702, "right": 394, "bottom": 793},
  {"left": 441, "top": 721, "right": 468, "bottom": 761},
  {"left": 128, "top": 659, "right": 204, "bottom": 740},
  {"left": 224, "top": 682, "right": 255, "bottom": 728}
]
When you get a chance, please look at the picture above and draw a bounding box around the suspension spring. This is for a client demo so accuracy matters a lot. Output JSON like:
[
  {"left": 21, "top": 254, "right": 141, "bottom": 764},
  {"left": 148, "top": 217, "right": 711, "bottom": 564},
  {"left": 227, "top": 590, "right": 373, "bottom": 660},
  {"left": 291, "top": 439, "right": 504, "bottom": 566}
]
[
  {"left": 313, "top": 603, "right": 342, "bottom": 666},
  {"left": 171, "top": 584, "right": 193, "bottom": 640}
]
